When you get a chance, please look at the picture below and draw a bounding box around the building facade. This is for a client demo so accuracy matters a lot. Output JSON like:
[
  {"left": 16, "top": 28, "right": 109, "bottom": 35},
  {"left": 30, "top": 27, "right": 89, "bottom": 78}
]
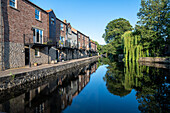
[
  {"left": 90, "top": 41, "right": 97, "bottom": 56},
  {"left": 0, "top": 0, "right": 98, "bottom": 71},
  {"left": 0, "top": 0, "right": 55, "bottom": 70}
]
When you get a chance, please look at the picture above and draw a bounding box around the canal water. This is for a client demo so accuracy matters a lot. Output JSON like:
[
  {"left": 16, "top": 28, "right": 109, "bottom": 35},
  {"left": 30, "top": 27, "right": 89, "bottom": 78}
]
[{"left": 0, "top": 58, "right": 169, "bottom": 113}]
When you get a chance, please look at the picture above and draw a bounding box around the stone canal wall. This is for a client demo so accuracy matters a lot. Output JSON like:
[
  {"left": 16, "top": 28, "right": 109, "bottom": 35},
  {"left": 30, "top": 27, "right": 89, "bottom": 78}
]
[
  {"left": 0, "top": 56, "right": 99, "bottom": 91},
  {"left": 139, "top": 57, "right": 170, "bottom": 64},
  {"left": 139, "top": 62, "right": 170, "bottom": 69}
]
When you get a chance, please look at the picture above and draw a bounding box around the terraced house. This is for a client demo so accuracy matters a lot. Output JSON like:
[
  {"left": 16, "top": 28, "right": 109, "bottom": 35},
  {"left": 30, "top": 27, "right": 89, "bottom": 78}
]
[
  {"left": 0, "top": 0, "right": 56, "bottom": 70},
  {"left": 0, "top": 0, "right": 98, "bottom": 71},
  {"left": 90, "top": 41, "right": 97, "bottom": 56},
  {"left": 77, "top": 31, "right": 89, "bottom": 58}
]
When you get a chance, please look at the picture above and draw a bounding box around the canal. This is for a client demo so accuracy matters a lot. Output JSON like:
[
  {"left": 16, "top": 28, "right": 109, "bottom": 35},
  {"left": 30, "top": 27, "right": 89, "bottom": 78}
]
[{"left": 0, "top": 58, "right": 169, "bottom": 113}]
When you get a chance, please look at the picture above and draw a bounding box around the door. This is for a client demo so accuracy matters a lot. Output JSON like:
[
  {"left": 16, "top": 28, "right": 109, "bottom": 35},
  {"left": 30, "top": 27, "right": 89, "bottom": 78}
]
[
  {"left": 56, "top": 50, "right": 59, "bottom": 62},
  {"left": 25, "top": 48, "right": 29, "bottom": 65}
]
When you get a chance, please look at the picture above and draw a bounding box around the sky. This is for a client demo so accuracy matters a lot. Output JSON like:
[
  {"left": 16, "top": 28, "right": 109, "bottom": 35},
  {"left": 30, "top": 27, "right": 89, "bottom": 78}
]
[{"left": 30, "top": 0, "right": 141, "bottom": 45}]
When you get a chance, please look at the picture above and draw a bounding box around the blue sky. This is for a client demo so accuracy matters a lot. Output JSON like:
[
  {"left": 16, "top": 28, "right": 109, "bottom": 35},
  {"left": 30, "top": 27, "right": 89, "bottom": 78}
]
[{"left": 30, "top": 0, "right": 141, "bottom": 45}]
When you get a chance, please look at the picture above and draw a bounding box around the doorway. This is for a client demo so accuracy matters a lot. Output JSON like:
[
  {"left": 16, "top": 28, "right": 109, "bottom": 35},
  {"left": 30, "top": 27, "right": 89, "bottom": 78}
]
[{"left": 25, "top": 48, "right": 29, "bottom": 65}]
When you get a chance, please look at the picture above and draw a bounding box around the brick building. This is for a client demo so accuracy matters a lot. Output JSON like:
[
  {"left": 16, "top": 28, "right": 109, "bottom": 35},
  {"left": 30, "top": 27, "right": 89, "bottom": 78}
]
[
  {"left": 46, "top": 9, "right": 58, "bottom": 62},
  {"left": 0, "top": 0, "right": 55, "bottom": 70},
  {"left": 77, "top": 31, "right": 90, "bottom": 58},
  {"left": 90, "top": 40, "right": 97, "bottom": 56},
  {"left": 56, "top": 19, "right": 68, "bottom": 61},
  {"left": 0, "top": 0, "right": 98, "bottom": 70}
]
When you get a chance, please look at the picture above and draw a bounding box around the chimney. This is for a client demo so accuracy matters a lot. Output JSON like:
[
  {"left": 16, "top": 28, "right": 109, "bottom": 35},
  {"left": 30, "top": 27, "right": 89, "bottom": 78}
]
[{"left": 63, "top": 19, "right": 67, "bottom": 23}]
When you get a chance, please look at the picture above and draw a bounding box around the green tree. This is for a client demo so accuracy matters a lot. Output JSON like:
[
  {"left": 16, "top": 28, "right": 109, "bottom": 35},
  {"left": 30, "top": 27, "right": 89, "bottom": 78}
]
[
  {"left": 103, "top": 18, "right": 133, "bottom": 43},
  {"left": 102, "top": 18, "right": 133, "bottom": 56},
  {"left": 136, "top": 0, "right": 170, "bottom": 56}
]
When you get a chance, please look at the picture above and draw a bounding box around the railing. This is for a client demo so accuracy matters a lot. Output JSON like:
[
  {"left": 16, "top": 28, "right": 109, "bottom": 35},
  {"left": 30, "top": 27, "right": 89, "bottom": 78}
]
[
  {"left": 59, "top": 40, "right": 65, "bottom": 48},
  {"left": 82, "top": 46, "right": 86, "bottom": 49},
  {"left": 24, "top": 34, "right": 55, "bottom": 46},
  {"left": 72, "top": 43, "right": 77, "bottom": 48},
  {"left": 65, "top": 40, "right": 71, "bottom": 48}
]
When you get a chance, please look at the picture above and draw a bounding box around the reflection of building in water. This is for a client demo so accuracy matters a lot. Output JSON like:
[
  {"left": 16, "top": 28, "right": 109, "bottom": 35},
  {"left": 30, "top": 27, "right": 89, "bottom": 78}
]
[{"left": 0, "top": 62, "right": 98, "bottom": 113}]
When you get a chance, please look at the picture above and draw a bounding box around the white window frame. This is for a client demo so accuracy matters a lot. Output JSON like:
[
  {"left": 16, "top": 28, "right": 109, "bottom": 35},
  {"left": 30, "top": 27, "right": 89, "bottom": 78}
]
[
  {"left": 78, "top": 34, "right": 80, "bottom": 38},
  {"left": 33, "top": 28, "right": 43, "bottom": 44},
  {"left": 51, "top": 17, "right": 55, "bottom": 25},
  {"left": 9, "top": 0, "right": 16, "bottom": 8},
  {"left": 35, "top": 9, "right": 41, "bottom": 20},
  {"left": 78, "top": 42, "right": 80, "bottom": 48},
  {"left": 68, "top": 28, "right": 71, "bottom": 34},
  {"left": 35, "top": 48, "right": 40, "bottom": 57},
  {"left": 87, "top": 45, "right": 89, "bottom": 49}
]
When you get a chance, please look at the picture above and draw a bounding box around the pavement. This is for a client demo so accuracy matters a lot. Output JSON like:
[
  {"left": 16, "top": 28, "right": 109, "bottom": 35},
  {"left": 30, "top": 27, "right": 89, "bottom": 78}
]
[{"left": 0, "top": 57, "right": 96, "bottom": 78}]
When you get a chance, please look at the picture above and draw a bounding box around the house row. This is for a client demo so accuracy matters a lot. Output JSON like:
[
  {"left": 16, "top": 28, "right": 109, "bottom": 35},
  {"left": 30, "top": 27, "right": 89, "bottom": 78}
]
[{"left": 0, "top": 0, "right": 98, "bottom": 70}]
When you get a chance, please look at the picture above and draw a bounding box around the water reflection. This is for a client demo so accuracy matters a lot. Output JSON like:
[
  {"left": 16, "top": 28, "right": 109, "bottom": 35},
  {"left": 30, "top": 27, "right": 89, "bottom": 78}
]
[
  {"left": 102, "top": 58, "right": 170, "bottom": 113},
  {"left": 0, "top": 63, "right": 97, "bottom": 113}
]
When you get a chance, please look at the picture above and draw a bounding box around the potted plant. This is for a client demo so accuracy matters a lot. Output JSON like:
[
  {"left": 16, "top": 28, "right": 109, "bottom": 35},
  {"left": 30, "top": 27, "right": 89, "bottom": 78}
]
[{"left": 34, "top": 62, "right": 38, "bottom": 66}]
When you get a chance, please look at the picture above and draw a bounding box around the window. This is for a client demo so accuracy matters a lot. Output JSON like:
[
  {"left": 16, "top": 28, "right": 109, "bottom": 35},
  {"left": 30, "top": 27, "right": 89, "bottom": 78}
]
[
  {"left": 51, "top": 17, "right": 55, "bottom": 24},
  {"left": 61, "top": 23, "right": 64, "bottom": 31},
  {"left": 83, "top": 36, "right": 85, "bottom": 40},
  {"left": 68, "top": 27, "right": 71, "bottom": 34},
  {"left": 9, "top": 0, "right": 16, "bottom": 8},
  {"left": 35, "top": 48, "right": 40, "bottom": 57},
  {"left": 60, "top": 37, "right": 64, "bottom": 47},
  {"left": 33, "top": 28, "right": 43, "bottom": 44},
  {"left": 78, "top": 34, "right": 80, "bottom": 38},
  {"left": 60, "top": 36, "right": 64, "bottom": 42},
  {"left": 78, "top": 42, "right": 80, "bottom": 48},
  {"left": 87, "top": 45, "right": 89, "bottom": 49},
  {"left": 35, "top": 9, "right": 40, "bottom": 20}
]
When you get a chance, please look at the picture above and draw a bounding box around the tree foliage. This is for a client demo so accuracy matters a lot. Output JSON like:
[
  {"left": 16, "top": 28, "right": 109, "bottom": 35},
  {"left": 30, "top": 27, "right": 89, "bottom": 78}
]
[
  {"left": 102, "top": 18, "right": 133, "bottom": 56},
  {"left": 136, "top": 0, "right": 170, "bottom": 56},
  {"left": 102, "top": 0, "right": 170, "bottom": 58},
  {"left": 103, "top": 18, "right": 133, "bottom": 43}
]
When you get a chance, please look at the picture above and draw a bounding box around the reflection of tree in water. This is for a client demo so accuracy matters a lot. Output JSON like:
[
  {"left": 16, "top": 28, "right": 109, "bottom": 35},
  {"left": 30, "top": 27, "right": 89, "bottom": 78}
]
[
  {"left": 136, "top": 67, "right": 170, "bottom": 113},
  {"left": 101, "top": 58, "right": 170, "bottom": 112},
  {"left": 104, "top": 60, "right": 132, "bottom": 97}
]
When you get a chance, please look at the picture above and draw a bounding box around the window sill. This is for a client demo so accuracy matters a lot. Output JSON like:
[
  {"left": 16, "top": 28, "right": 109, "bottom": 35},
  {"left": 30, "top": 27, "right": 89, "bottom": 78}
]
[
  {"left": 9, "top": 5, "right": 20, "bottom": 12},
  {"left": 35, "top": 19, "right": 42, "bottom": 23}
]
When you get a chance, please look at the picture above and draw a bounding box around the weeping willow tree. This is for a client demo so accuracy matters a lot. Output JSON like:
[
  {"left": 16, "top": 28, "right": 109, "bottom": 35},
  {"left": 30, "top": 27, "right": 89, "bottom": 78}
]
[{"left": 122, "top": 31, "right": 149, "bottom": 62}]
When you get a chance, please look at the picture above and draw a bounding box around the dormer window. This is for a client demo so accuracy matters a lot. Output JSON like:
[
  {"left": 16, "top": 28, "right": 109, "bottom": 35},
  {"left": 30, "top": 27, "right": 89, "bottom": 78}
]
[
  {"left": 35, "top": 9, "right": 40, "bottom": 20},
  {"left": 51, "top": 17, "right": 55, "bottom": 24},
  {"left": 10, "top": 0, "right": 16, "bottom": 8}
]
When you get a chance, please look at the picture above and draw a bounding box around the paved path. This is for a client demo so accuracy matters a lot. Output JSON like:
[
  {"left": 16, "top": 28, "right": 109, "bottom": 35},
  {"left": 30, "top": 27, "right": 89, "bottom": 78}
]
[{"left": 0, "top": 57, "right": 97, "bottom": 78}]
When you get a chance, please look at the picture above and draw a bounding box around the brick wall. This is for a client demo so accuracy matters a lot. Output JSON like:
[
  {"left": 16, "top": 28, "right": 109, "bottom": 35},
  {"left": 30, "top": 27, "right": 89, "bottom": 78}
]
[
  {"left": 56, "top": 19, "right": 67, "bottom": 45},
  {"left": 85, "top": 36, "right": 89, "bottom": 50},
  {"left": 77, "top": 31, "right": 84, "bottom": 49},
  {"left": 1, "top": 0, "right": 49, "bottom": 69},
  {"left": 2, "top": 0, "right": 48, "bottom": 43},
  {"left": 90, "top": 42, "right": 96, "bottom": 51}
]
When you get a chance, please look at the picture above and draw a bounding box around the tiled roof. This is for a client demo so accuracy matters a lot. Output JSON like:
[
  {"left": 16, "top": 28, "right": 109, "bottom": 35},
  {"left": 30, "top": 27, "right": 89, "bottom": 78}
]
[
  {"left": 46, "top": 9, "right": 53, "bottom": 13},
  {"left": 71, "top": 27, "right": 77, "bottom": 34}
]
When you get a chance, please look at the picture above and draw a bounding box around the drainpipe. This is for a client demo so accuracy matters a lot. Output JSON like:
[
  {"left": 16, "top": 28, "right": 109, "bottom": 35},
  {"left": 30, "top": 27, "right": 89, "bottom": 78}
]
[{"left": 0, "top": 0, "right": 4, "bottom": 71}]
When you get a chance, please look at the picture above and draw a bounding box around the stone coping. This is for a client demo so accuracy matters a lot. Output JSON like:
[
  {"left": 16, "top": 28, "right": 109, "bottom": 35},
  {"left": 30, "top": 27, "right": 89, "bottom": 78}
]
[{"left": 139, "top": 57, "right": 170, "bottom": 63}]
